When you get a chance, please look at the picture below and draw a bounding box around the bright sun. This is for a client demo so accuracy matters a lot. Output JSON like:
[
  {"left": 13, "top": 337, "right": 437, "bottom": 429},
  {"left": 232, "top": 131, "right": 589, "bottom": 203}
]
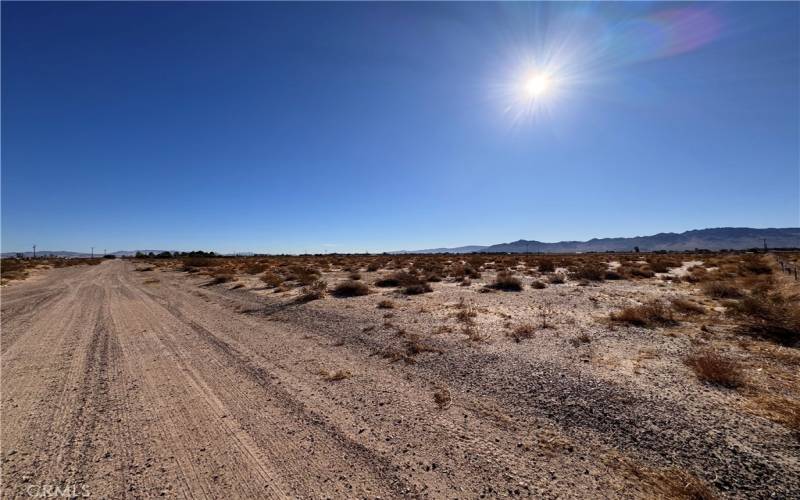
[{"left": 524, "top": 74, "right": 552, "bottom": 98}]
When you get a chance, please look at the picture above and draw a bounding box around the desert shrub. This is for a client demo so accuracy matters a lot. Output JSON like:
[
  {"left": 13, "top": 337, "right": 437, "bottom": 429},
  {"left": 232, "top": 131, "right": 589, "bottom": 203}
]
[
  {"left": 627, "top": 266, "right": 655, "bottom": 278},
  {"left": 181, "top": 257, "right": 218, "bottom": 270},
  {"left": 366, "top": 261, "right": 381, "bottom": 272},
  {"left": 488, "top": 271, "right": 523, "bottom": 291},
  {"left": 405, "top": 334, "right": 441, "bottom": 355},
  {"left": 286, "top": 265, "right": 321, "bottom": 285},
  {"left": 377, "top": 299, "right": 394, "bottom": 309},
  {"left": 685, "top": 265, "right": 709, "bottom": 283},
  {"left": 297, "top": 280, "right": 327, "bottom": 303},
  {"left": 571, "top": 262, "right": 606, "bottom": 281},
  {"left": 243, "top": 263, "right": 269, "bottom": 275},
  {"left": 530, "top": 280, "right": 546, "bottom": 289},
  {"left": 605, "top": 270, "right": 623, "bottom": 280},
  {"left": 670, "top": 297, "right": 705, "bottom": 315},
  {"left": 375, "top": 271, "right": 431, "bottom": 294},
  {"left": 321, "top": 369, "right": 352, "bottom": 381},
  {"left": 404, "top": 283, "right": 433, "bottom": 295},
  {"left": 332, "top": 280, "right": 370, "bottom": 297},
  {"left": 1, "top": 259, "right": 28, "bottom": 281},
  {"left": 508, "top": 323, "right": 536, "bottom": 342},
  {"left": 433, "top": 387, "right": 451, "bottom": 409},
  {"left": 207, "top": 274, "right": 234, "bottom": 285},
  {"left": 702, "top": 281, "right": 743, "bottom": 299},
  {"left": 454, "top": 299, "right": 477, "bottom": 323},
  {"left": 610, "top": 300, "right": 677, "bottom": 327},
  {"left": 727, "top": 293, "right": 800, "bottom": 346},
  {"left": 548, "top": 273, "right": 565, "bottom": 284},
  {"left": 349, "top": 272, "right": 362, "bottom": 280},
  {"left": 537, "top": 259, "right": 556, "bottom": 273},
  {"left": 738, "top": 255, "right": 772, "bottom": 276},
  {"left": 425, "top": 273, "right": 442, "bottom": 282},
  {"left": 685, "top": 350, "right": 744, "bottom": 388},
  {"left": 648, "top": 260, "right": 671, "bottom": 273},
  {"left": 374, "top": 272, "right": 408, "bottom": 287},
  {"left": 647, "top": 257, "right": 681, "bottom": 273},
  {"left": 449, "top": 262, "right": 481, "bottom": 279},
  {"left": 260, "top": 272, "right": 284, "bottom": 288}
]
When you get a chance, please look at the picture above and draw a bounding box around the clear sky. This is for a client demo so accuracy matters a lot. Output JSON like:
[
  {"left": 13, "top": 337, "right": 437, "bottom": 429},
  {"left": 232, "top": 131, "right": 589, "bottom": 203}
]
[{"left": 2, "top": 2, "right": 798, "bottom": 254}]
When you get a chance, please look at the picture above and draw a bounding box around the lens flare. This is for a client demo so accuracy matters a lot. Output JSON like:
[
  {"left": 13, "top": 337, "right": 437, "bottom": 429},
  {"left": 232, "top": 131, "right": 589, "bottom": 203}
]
[{"left": 488, "top": 4, "right": 725, "bottom": 128}]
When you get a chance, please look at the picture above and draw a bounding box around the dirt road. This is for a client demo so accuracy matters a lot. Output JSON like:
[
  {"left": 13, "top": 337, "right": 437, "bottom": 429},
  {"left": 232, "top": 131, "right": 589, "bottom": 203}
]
[{"left": 2, "top": 260, "right": 798, "bottom": 498}]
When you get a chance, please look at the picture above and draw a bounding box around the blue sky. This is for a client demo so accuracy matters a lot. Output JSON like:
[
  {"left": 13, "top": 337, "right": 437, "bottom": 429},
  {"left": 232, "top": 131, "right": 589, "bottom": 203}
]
[{"left": 2, "top": 2, "right": 798, "bottom": 254}]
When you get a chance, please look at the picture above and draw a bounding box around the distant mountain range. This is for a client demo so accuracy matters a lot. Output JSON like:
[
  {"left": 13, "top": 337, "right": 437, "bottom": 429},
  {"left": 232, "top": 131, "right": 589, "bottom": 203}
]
[
  {"left": 395, "top": 227, "right": 800, "bottom": 254},
  {"left": 4, "top": 228, "right": 798, "bottom": 258}
]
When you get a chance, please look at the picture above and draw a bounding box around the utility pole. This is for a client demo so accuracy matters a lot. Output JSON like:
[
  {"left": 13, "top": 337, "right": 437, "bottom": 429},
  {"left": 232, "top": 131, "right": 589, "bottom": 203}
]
[
  {"left": 33, "top": 244, "right": 36, "bottom": 259},
  {"left": 91, "top": 247, "right": 94, "bottom": 258},
  {"left": 763, "top": 239, "right": 768, "bottom": 252}
]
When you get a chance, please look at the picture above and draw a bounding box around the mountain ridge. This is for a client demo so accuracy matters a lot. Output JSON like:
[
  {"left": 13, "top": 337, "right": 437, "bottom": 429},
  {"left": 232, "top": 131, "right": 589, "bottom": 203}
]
[{"left": 396, "top": 227, "right": 800, "bottom": 254}]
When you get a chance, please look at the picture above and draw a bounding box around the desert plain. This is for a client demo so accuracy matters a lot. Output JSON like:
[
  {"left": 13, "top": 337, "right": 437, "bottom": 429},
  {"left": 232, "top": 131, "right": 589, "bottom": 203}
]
[{"left": 1, "top": 251, "right": 799, "bottom": 498}]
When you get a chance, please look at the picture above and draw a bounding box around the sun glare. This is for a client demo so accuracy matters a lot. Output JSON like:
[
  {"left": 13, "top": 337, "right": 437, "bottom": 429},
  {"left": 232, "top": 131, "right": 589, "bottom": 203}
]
[{"left": 524, "top": 74, "right": 552, "bottom": 98}]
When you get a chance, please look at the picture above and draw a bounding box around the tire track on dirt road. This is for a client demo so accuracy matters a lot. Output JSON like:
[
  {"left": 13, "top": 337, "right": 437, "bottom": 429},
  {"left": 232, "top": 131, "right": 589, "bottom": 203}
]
[{"left": 120, "top": 267, "right": 416, "bottom": 498}]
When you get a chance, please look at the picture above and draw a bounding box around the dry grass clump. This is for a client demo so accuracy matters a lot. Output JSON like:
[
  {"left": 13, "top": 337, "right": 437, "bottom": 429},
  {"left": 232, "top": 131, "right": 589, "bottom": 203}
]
[
  {"left": 1, "top": 259, "right": 29, "bottom": 282},
  {"left": 373, "top": 270, "right": 433, "bottom": 294},
  {"left": 702, "top": 281, "right": 743, "bottom": 299},
  {"left": 746, "top": 394, "right": 800, "bottom": 437},
  {"left": 610, "top": 300, "right": 677, "bottom": 327},
  {"left": 670, "top": 297, "right": 705, "bottom": 315},
  {"left": 207, "top": 274, "right": 234, "bottom": 285},
  {"left": 433, "top": 386, "right": 452, "bottom": 409},
  {"left": 320, "top": 369, "right": 352, "bottom": 381},
  {"left": 570, "top": 262, "right": 607, "bottom": 281},
  {"left": 284, "top": 265, "right": 322, "bottom": 286},
  {"left": 1, "top": 257, "right": 104, "bottom": 283},
  {"left": 685, "top": 350, "right": 744, "bottom": 388},
  {"left": 242, "top": 262, "right": 269, "bottom": 275},
  {"left": 297, "top": 280, "right": 327, "bottom": 302},
  {"left": 403, "top": 282, "right": 433, "bottom": 295},
  {"left": 738, "top": 255, "right": 772, "bottom": 276},
  {"left": 647, "top": 257, "right": 681, "bottom": 273},
  {"left": 636, "top": 466, "right": 718, "bottom": 500},
  {"left": 260, "top": 271, "right": 284, "bottom": 288},
  {"left": 508, "top": 323, "right": 536, "bottom": 342},
  {"left": 377, "top": 299, "right": 394, "bottom": 309},
  {"left": 405, "top": 334, "right": 442, "bottom": 356},
  {"left": 180, "top": 257, "right": 217, "bottom": 268},
  {"left": 374, "top": 271, "right": 413, "bottom": 287},
  {"left": 547, "top": 273, "right": 565, "bottom": 284},
  {"left": 449, "top": 262, "right": 481, "bottom": 279},
  {"left": 332, "top": 280, "right": 370, "bottom": 297},
  {"left": 454, "top": 299, "right": 478, "bottom": 324},
  {"left": 728, "top": 292, "right": 800, "bottom": 346},
  {"left": 536, "top": 259, "right": 556, "bottom": 273},
  {"left": 624, "top": 265, "right": 656, "bottom": 279},
  {"left": 348, "top": 271, "right": 362, "bottom": 280},
  {"left": 488, "top": 271, "right": 523, "bottom": 291},
  {"left": 461, "top": 324, "right": 485, "bottom": 342},
  {"left": 530, "top": 280, "right": 546, "bottom": 289}
]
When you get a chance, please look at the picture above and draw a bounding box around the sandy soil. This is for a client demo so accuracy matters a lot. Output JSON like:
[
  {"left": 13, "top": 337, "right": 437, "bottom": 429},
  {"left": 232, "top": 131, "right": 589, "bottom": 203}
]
[{"left": 1, "top": 260, "right": 798, "bottom": 498}]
